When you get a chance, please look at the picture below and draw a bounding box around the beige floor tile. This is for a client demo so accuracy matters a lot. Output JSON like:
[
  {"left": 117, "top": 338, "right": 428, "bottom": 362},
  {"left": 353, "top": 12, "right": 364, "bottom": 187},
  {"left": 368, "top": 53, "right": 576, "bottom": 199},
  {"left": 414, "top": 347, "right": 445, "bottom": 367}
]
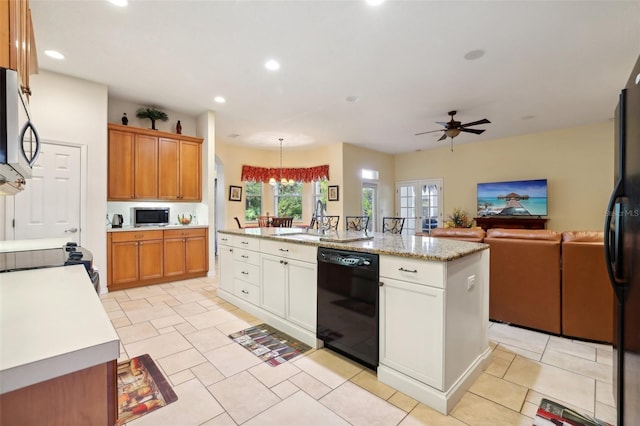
[
  {"left": 157, "top": 348, "right": 207, "bottom": 375},
  {"left": 123, "top": 285, "right": 169, "bottom": 300},
  {"left": 320, "top": 381, "right": 406, "bottom": 426},
  {"left": 124, "top": 303, "right": 178, "bottom": 324},
  {"left": 144, "top": 293, "right": 180, "bottom": 306},
  {"left": 489, "top": 322, "right": 549, "bottom": 354},
  {"left": 244, "top": 390, "right": 350, "bottom": 426},
  {"left": 116, "top": 321, "right": 158, "bottom": 344},
  {"left": 110, "top": 315, "right": 131, "bottom": 328},
  {"left": 596, "top": 380, "right": 615, "bottom": 407},
  {"left": 541, "top": 349, "right": 612, "bottom": 383},
  {"left": 388, "top": 391, "right": 418, "bottom": 413},
  {"left": 289, "top": 372, "right": 332, "bottom": 399},
  {"left": 191, "top": 361, "right": 225, "bottom": 386},
  {"left": 204, "top": 341, "right": 262, "bottom": 377},
  {"left": 184, "top": 326, "right": 234, "bottom": 353},
  {"left": 504, "top": 356, "right": 595, "bottom": 412},
  {"left": 520, "top": 400, "right": 538, "bottom": 418},
  {"left": 207, "top": 371, "right": 280, "bottom": 424},
  {"left": 174, "top": 290, "right": 210, "bottom": 304},
  {"left": 229, "top": 309, "right": 260, "bottom": 323},
  {"left": 451, "top": 392, "right": 531, "bottom": 426},
  {"left": 175, "top": 321, "right": 197, "bottom": 335},
  {"left": 399, "top": 403, "right": 466, "bottom": 426},
  {"left": 169, "top": 368, "right": 195, "bottom": 386},
  {"left": 172, "top": 301, "right": 209, "bottom": 317},
  {"left": 484, "top": 354, "right": 512, "bottom": 378},
  {"left": 293, "top": 349, "right": 363, "bottom": 389},
  {"left": 214, "top": 318, "right": 254, "bottom": 336},
  {"left": 101, "top": 299, "right": 120, "bottom": 312},
  {"left": 156, "top": 326, "right": 176, "bottom": 334},
  {"left": 548, "top": 336, "right": 596, "bottom": 361},
  {"left": 248, "top": 359, "right": 301, "bottom": 387},
  {"left": 596, "top": 401, "right": 617, "bottom": 425},
  {"left": 119, "top": 299, "right": 153, "bottom": 311},
  {"left": 597, "top": 347, "right": 613, "bottom": 366},
  {"left": 149, "top": 314, "right": 185, "bottom": 329},
  {"left": 469, "top": 372, "right": 528, "bottom": 411},
  {"left": 350, "top": 369, "right": 396, "bottom": 400},
  {"left": 200, "top": 412, "right": 238, "bottom": 426},
  {"left": 127, "top": 378, "right": 224, "bottom": 426},
  {"left": 492, "top": 346, "right": 517, "bottom": 362},
  {"left": 185, "top": 309, "right": 239, "bottom": 330},
  {"left": 271, "top": 380, "right": 299, "bottom": 399},
  {"left": 497, "top": 342, "right": 543, "bottom": 361},
  {"left": 124, "top": 331, "right": 193, "bottom": 360},
  {"left": 198, "top": 298, "right": 217, "bottom": 308}
]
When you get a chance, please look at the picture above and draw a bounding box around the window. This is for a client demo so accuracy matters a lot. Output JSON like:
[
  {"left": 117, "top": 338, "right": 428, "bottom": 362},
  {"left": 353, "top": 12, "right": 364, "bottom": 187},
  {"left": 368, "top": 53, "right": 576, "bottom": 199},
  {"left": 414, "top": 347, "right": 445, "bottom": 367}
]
[
  {"left": 275, "top": 182, "right": 303, "bottom": 220},
  {"left": 312, "top": 180, "right": 328, "bottom": 214},
  {"left": 245, "top": 182, "right": 262, "bottom": 221},
  {"left": 361, "top": 169, "right": 379, "bottom": 180}
]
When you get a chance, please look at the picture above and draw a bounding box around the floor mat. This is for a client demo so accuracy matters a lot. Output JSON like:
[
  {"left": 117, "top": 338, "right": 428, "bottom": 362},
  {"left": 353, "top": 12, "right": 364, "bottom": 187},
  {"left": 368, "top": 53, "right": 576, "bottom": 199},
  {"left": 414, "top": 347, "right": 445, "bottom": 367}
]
[
  {"left": 533, "top": 398, "right": 612, "bottom": 426},
  {"left": 229, "top": 323, "right": 312, "bottom": 366},
  {"left": 116, "top": 354, "right": 178, "bottom": 425}
]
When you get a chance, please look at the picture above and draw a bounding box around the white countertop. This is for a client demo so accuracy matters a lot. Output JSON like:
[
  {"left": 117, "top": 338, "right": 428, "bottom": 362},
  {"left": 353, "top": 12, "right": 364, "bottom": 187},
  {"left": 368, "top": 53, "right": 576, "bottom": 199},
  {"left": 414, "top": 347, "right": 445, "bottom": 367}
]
[
  {"left": 107, "top": 224, "right": 209, "bottom": 232},
  {"left": 0, "top": 238, "right": 72, "bottom": 253},
  {"left": 0, "top": 265, "right": 120, "bottom": 394}
]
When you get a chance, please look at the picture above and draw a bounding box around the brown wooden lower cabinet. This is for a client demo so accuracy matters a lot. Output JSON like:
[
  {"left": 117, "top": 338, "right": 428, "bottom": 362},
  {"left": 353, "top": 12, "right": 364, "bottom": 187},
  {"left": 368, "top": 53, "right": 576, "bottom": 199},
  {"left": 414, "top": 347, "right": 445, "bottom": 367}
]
[
  {"left": 0, "top": 361, "right": 117, "bottom": 426},
  {"left": 108, "top": 228, "right": 208, "bottom": 291}
]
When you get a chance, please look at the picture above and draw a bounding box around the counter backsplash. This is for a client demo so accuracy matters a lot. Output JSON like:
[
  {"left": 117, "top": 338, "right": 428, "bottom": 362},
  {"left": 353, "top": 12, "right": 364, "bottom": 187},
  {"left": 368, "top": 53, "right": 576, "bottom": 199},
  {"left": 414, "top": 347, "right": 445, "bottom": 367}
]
[{"left": 107, "top": 201, "right": 208, "bottom": 227}]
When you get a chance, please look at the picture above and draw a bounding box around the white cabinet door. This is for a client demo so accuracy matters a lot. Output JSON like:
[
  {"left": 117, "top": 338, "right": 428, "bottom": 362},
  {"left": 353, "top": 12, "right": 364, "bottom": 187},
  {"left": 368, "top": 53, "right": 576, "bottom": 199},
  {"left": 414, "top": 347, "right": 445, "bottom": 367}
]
[
  {"left": 260, "top": 254, "right": 286, "bottom": 317},
  {"left": 379, "top": 276, "right": 444, "bottom": 390},
  {"left": 218, "top": 245, "right": 234, "bottom": 293},
  {"left": 287, "top": 259, "right": 317, "bottom": 332}
]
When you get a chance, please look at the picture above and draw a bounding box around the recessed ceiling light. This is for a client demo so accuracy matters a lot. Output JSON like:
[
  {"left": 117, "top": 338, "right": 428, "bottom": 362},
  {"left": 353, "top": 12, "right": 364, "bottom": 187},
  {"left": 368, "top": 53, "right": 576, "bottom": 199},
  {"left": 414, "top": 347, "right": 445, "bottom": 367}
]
[
  {"left": 464, "top": 49, "right": 485, "bottom": 60},
  {"left": 214, "top": 96, "right": 226, "bottom": 104},
  {"left": 346, "top": 96, "right": 360, "bottom": 102},
  {"left": 265, "top": 59, "right": 280, "bottom": 71},
  {"left": 44, "top": 50, "right": 64, "bottom": 60},
  {"left": 366, "top": 0, "right": 385, "bottom": 5},
  {"left": 108, "top": 0, "right": 128, "bottom": 6}
]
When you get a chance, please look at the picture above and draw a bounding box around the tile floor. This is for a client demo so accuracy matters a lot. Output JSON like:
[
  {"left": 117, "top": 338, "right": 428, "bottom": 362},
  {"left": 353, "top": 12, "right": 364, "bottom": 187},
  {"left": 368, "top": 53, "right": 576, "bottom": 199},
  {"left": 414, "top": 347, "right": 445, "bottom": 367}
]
[{"left": 101, "top": 264, "right": 617, "bottom": 426}]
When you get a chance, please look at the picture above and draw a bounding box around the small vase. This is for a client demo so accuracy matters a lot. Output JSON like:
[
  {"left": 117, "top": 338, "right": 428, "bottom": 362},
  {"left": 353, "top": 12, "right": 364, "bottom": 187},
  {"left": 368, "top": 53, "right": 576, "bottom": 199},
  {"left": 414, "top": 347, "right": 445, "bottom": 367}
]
[{"left": 176, "top": 120, "right": 182, "bottom": 134}]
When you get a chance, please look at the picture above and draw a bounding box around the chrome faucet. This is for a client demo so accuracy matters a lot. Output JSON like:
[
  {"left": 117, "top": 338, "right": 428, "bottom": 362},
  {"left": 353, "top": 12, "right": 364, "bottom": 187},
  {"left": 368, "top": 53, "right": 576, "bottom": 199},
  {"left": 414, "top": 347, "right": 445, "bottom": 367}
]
[{"left": 315, "top": 200, "right": 328, "bottom": 235}]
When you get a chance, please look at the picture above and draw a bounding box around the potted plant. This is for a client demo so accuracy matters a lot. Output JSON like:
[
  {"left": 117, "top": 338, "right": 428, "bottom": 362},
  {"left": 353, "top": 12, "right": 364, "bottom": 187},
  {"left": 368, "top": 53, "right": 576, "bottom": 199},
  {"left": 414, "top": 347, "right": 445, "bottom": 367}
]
[
  {"left": 135, "top": 107, "right": 168, "bottom": 130},
  {"left": 445, "top": 208, "right": 473, "bottom": 228}
]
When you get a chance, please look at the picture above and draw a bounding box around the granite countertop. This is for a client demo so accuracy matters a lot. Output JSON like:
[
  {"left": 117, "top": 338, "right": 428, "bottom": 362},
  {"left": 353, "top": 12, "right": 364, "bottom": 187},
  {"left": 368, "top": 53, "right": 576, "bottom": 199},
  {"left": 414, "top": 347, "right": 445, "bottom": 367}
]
[
  {"left": 0, "top": 265, "right": 120, "bottom": 394},
  {"left": 218, "top": 228, "right": 488, "bottom": 262},
  {"left": 107, "top": 224, "right": 210, "bottom": 232}
]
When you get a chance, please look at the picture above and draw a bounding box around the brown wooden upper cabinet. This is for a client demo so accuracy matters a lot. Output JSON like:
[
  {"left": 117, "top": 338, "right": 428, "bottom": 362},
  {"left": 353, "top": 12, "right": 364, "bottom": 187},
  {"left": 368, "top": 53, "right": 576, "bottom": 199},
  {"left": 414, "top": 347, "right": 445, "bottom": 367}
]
[
  {"left": 107, "top": 123, "right": 203, "bottom": 201},
  {"left": 1, "top": 0, "right": 38, "bottom": 100}
]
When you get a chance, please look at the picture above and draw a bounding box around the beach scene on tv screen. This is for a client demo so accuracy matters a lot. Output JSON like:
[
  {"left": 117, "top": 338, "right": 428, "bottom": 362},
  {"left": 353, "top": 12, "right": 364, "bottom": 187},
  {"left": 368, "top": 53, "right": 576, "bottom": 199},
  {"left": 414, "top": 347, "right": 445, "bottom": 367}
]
[{"left": 477, "top": 179, "right": 548, "bottom": 216}]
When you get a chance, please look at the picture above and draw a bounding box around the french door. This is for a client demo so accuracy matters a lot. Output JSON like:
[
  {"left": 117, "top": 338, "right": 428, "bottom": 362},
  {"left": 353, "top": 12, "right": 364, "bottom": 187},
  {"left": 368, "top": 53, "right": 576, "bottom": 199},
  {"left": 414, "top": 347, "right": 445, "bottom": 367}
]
[
  {"left": 362, "top": 182, "right": 377, "bottom": 231},
  {"left": 395, "top": 179, "right": 443, "bottom": 236}
]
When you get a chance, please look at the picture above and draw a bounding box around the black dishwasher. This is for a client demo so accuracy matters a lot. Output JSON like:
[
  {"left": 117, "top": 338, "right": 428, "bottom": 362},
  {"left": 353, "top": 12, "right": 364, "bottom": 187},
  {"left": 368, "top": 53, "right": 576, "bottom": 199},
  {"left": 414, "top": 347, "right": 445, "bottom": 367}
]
[{"left": 317, "top": 247, "right": 379, "bottom": 370}]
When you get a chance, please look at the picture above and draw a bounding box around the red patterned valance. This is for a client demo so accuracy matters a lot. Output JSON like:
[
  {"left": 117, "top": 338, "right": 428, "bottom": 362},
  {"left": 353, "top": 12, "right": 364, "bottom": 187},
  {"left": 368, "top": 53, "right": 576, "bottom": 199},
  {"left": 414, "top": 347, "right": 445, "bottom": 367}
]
[{"left": 241, "top": 165, "right": 330, "bottom": 183}]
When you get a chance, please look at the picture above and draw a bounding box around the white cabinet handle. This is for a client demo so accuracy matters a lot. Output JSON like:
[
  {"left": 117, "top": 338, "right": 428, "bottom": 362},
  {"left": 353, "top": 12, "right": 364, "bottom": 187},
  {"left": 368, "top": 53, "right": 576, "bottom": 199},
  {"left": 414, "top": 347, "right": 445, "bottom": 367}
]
[
  {"left": 241, "top": 241, "right": 249, "bottom": 245},
  {"left": 241, "top": 289, "right": 249, "bottom": 294},
  {"left": 241, "top": 271, "right": 249, "bottom": 275},
  {"left": 241, "top": 255, "right": 249, "bottom": 259},
  {"left": 279, "top": 248, "right": 289, "bottom": 252}
]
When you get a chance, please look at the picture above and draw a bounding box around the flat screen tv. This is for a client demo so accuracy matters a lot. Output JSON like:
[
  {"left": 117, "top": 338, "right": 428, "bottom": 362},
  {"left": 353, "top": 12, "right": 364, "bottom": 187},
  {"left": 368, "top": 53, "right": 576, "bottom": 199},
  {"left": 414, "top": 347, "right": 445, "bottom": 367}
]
[{"left": 477, "top": 178, "right": 548, "bottom": 217}]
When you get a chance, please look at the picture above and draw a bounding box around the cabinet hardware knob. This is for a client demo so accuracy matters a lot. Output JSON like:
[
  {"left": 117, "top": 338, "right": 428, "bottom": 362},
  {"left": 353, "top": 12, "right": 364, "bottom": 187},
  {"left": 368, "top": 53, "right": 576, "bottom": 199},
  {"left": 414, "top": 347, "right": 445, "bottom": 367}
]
[
  {"left": 241, "top": 271, "right": 248, "bottom": 275},
  {"left": 283, "top": 261, "right": 288, "bottom": 266},
  {"left": 379, "top": 281, "right": 384, "bottom": 287},
  {"left": 280, "top": 260, "right": 284, "bottom": 264},
  {"left": 399, "top": 267, "right": 418, "bottom": 273},
  {"left": 241, "top": 255, "right": 248, "bottom": 259}
]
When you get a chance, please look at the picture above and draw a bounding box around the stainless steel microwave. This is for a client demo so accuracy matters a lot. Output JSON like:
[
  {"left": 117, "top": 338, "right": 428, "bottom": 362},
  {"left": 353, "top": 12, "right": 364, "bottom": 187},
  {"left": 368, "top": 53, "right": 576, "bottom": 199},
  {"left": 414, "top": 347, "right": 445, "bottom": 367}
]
[
  {"left": 133, "top": 207, "right": 170, "bottom": 227},
  {"left": 0, "top": 67, "right": 41, "bottom": 195}
]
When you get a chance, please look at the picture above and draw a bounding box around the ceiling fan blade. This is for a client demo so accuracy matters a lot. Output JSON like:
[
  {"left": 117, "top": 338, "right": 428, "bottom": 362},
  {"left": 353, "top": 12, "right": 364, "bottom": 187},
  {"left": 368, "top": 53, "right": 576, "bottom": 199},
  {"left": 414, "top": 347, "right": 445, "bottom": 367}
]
[
  {"left": 435, "top": 121, "right": 449, "bottom": 126},
  {"left": 459, "top": 128, "right": 486, "bottom": 135},
  {"left": 460, "top": 118, "right": 491, "bottom": 127},
  {"left": 437, "top": 133, "right": 448, "bottom": 141},
  {"left": 415, "top": 129, "right": 444, "bottom": 136}
]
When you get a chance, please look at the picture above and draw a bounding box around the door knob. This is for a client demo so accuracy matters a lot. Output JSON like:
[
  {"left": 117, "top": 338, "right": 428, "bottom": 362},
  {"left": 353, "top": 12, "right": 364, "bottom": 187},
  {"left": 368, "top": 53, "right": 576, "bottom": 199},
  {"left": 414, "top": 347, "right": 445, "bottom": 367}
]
[{"left": 65, "top": 227, "right": 78, "bottom": 233}]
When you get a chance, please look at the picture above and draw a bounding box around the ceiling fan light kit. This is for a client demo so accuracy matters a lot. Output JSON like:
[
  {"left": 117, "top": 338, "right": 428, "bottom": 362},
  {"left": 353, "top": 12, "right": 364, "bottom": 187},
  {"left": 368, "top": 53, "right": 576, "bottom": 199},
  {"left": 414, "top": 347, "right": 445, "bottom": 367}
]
[{"left": 415, "top": 110, "right": 491, "bottom": 151}]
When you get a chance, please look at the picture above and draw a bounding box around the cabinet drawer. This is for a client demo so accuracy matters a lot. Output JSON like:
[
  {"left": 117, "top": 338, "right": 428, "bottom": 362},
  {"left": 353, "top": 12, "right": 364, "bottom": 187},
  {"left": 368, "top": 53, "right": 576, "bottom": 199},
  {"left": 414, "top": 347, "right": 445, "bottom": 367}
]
[
  {"left": 234, "top": 248, "right": 260, "bottom": 266},
  {"left": 111, "top": 230, "right": 163, "bottom": 243},
  {"left": 233, "top": 261, "right": 260, "bottom": 286},
  {"left": 164, "top": 228, "right": 206, "bottom": 239},
  {"left": 234, "top": 280, "right": 260, "bottom": 305},
  {"left": 234, "top": 236, "right": 260, "bottom": 251},
  {"left": 380, "top": 255, "right": 444, "bottom": 288},
  {"left": 261, "top": 239, "right": 317, "bottom": 263},
  {"left": 218, "top": 233, "right": 234, "bottom": 246}
]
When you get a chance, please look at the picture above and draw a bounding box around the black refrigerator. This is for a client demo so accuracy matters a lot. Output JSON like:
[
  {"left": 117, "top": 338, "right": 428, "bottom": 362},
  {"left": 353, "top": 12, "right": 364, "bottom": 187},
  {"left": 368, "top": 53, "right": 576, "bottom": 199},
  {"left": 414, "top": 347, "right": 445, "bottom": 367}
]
[{"left": 605, "top": 53, "right": 640, "bottom": 426}]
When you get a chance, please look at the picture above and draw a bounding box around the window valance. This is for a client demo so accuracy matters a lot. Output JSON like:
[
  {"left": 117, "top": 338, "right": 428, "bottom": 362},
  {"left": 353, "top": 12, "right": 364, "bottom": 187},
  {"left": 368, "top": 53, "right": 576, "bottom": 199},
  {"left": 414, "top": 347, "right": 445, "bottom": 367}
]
[{"left": 241, "top": 165, "right": 330, "bottom": 183}]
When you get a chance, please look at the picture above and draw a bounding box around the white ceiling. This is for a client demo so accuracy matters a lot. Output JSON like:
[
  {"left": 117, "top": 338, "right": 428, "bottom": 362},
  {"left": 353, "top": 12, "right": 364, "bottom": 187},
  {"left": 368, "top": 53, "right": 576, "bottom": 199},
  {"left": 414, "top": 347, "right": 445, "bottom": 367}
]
[{"left": 30, "top": 0, "right": 640, "bottom": 154}]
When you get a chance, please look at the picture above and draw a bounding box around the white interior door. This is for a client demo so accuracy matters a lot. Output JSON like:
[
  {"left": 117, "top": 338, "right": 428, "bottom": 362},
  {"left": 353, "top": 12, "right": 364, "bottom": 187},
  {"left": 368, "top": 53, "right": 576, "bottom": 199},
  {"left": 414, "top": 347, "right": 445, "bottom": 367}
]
[
  {"left": 11, "top": 142, "right": 81, "bottom": 241},
  {"left": 396, "top": 179, "right": 443, "bottom": 235}
]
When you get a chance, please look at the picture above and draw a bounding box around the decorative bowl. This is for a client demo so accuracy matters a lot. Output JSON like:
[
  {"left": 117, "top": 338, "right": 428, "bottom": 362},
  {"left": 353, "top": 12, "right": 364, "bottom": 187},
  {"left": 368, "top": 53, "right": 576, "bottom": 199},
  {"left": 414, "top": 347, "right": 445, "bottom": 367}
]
[{"left": 178, "top": 214, "right": 192, "bottom": 225}]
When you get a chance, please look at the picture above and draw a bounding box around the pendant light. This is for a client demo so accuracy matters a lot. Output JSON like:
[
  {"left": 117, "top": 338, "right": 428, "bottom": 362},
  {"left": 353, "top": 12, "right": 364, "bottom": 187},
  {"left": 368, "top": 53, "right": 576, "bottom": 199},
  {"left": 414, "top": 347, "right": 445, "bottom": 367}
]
[{"left": 269, "top": 138, "right": 294, "bottom": 186}]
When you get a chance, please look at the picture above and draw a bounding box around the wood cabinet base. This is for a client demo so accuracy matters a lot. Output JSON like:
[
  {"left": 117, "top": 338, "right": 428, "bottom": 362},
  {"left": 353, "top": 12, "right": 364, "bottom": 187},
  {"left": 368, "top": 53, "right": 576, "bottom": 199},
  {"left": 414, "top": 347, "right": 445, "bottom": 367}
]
[
  {"left": 0, "top": 361, "right": 117, "bottom": 426},
  {"left": 109, "top": 270, "right": 208, "bottom": 291}
]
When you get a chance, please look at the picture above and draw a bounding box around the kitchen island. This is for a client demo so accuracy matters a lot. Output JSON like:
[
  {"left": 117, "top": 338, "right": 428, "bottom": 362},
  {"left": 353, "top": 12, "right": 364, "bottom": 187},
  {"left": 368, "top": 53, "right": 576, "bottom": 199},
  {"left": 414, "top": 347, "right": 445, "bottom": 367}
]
[
  {"left": 0, "top": 265, "right": 120, "bottom": 425},
  {"left": 217, "top": 228, "right": 490, "bottom": 414}
]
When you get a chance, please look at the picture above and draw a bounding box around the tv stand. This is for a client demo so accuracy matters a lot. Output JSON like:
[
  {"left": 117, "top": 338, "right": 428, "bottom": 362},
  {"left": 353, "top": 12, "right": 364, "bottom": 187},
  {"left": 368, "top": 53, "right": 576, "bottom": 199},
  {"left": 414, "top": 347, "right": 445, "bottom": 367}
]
[{"left": 474, "top": 216, "right": 547, "bottom": 231}]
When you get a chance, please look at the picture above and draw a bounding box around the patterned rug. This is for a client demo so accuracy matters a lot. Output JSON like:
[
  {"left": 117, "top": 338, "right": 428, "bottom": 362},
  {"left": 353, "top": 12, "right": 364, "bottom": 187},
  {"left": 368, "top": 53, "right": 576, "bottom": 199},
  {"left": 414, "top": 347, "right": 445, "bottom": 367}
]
[
  {"left": 229, "top": 323, "right": 312, "bottom": 366},
  {"left": 116, "top": 354, "right": 178, "bottom": 425},
  {"left": 533, "top": 398, "right": 611, "bottom": 426}
]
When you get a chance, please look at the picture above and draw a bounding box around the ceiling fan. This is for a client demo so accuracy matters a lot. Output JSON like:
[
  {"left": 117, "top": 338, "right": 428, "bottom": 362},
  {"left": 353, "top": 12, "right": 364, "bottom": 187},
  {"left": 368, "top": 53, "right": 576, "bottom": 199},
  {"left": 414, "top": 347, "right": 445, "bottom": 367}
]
[{"left": 415, "top": 110, "right": 491, "bottom": 150}]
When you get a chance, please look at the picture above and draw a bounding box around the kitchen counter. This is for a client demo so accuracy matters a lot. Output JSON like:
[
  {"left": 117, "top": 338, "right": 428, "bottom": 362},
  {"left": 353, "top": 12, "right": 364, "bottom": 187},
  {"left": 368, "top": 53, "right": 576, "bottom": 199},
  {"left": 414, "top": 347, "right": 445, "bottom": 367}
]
[
  {"left": 107, "top": 224, "right": 209, "bottom": 232},
  {"left": 0, "top": 265, "right": 120, "bottom": 394},
  {"left": 0, "top": 237, "right": 72, "bottom": 253},
  {"left": 218, "top": 227, "right": 488, "bottom": 261}
]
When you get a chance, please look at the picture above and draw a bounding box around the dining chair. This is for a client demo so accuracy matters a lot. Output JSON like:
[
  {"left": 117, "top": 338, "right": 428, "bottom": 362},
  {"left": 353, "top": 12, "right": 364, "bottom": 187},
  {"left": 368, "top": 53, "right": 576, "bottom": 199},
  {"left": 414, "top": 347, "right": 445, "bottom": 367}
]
[
  {"left": 233, "top": 216, "right": 243, "bottom": 229},
  {"left": 345, "top": 216, "right": 369, "bottom": 231},
  {"left": 258, "top": 216, "right": 270, "bottom": 227},
  {"left": 383, "top": 217, "right": 405, "bottom": 234},
  {"left": 317, "top": 215, "right": 340, "bottom": 230},
  {"left": 271, "top": 217, "right": 293, "bottom": 227}
]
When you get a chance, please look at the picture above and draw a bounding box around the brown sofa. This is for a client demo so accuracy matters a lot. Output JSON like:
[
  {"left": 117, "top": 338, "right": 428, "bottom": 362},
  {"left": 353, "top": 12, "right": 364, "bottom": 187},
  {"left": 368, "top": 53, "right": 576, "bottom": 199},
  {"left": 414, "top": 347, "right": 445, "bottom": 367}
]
[
  {"left": 484, "top": 228, "right": 562, "bottom": 334},
  {"left": 428, "top": 227, "right": 486, "bottom": 242},
  {"left": 561, "top": 231, "right": 613, "bottom": 343}
]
